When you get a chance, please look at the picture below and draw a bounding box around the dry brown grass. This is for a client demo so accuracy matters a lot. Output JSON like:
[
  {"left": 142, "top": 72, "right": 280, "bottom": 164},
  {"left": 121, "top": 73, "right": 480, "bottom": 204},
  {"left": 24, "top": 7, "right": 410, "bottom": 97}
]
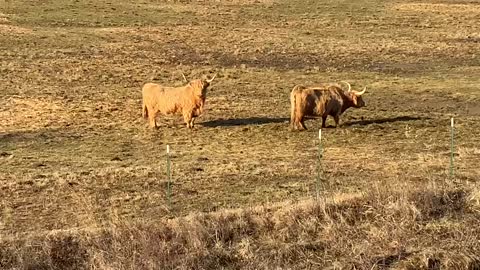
[
  {"left": 1, "top": 186, "right": 479, "bottom": 269},
  {"left": 1, "top": 0, "right": 480, "bottom": 268}
]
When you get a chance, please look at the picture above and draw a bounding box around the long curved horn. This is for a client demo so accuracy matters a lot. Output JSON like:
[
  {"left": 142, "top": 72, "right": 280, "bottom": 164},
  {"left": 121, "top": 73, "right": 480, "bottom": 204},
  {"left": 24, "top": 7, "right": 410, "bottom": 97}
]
[
  {"left": 354, "top": 86, "right": 366, "bottom": 96},
  {"left": 341, "top": 81, "right": 351, "bottom": 92},
  {"left": 206, "top": 73, "right": 217, "bottom": 83}
]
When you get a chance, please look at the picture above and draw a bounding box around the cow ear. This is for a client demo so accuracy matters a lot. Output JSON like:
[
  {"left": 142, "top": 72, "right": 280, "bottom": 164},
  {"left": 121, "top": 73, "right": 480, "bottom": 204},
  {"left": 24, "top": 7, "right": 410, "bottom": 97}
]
[
  {"left": 349, "top": 93, "right": 358, "bottom": 105},
  {"left": 191, "top": 80, "right": 199, "bottom": 89},
  {"left": 198, "top": 80, "right": 205, "bottom": 90}
]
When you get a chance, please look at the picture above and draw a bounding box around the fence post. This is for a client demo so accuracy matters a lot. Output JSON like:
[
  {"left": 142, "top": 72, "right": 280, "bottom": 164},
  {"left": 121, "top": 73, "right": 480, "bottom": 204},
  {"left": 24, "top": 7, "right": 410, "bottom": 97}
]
[
  {"left": 450, "top": 117, "right": 455, "bottom": 180},
  {"left": 166, "top": 145, "right": 172, "bottom": 208},
  {"left": 316, "top": 129, "right": 323, "bottom": 200}
]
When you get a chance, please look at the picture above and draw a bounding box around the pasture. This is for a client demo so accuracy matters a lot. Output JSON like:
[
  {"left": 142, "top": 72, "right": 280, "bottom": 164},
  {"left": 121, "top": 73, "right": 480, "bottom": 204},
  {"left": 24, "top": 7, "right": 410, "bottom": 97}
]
[{"left": 1, "top": 0, "right": 480, "bottom": 268}]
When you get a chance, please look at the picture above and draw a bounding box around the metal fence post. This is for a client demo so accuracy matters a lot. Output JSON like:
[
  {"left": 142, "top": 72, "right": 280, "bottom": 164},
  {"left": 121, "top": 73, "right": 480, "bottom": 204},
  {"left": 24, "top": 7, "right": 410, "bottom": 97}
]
[
  {"left": 450, "top": 118, "right": 455, "bottom": 180},
  {"left": 316, "top": 129, "right": 323, "bottom": 200},
  {"left": 166, "top": 145, "right": 172, "bottom": 208}
]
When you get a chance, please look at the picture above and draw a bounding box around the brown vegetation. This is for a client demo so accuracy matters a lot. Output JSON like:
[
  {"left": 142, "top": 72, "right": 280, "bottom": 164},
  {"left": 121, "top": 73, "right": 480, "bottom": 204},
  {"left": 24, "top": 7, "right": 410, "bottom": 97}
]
[{"left": 2, "top": 186, "right": 479, "bottom": 269}]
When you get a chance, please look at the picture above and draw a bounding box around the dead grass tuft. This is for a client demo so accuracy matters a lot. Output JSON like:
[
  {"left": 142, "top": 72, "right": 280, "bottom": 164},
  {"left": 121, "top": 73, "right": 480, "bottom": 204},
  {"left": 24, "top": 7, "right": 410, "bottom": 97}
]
[
  {"left": 393, "top": 3, "right": 480, "bottom": 15},
  {"left": 467, "top": 186, "right": 480, "bottom": 212},
  {"left": 1, "top": 187, "right": 479, "bottom": 269},
  {"left": 0, "top": 12, "right": 9, "bottom": 24}
]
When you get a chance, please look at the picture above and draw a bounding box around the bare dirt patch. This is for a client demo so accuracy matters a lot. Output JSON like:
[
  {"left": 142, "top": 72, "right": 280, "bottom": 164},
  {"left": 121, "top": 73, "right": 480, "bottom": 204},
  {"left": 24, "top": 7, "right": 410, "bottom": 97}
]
[
  {"left": 393, "top": 2, "right": 480, "bottom": 15},
  {"left": 0, "top": 24, "right": 32, "bottom": 35}
]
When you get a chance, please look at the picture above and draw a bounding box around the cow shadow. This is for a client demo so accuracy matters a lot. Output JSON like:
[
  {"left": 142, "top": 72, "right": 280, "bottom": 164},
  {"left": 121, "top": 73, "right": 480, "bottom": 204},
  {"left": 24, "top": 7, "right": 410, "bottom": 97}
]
[
  {"left": 343, "top": 116, "right": 428, "bottom": 127},
  {"left": 0, "top": 128, "right": 67, "bottom": 144},
  {"left": 201, "top": 117, "right": 289, "bottom": 127}
]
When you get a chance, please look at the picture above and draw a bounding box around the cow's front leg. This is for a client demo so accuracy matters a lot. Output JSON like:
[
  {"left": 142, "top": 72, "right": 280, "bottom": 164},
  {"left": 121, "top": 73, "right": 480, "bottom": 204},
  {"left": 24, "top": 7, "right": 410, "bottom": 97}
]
[
  {"left": 183, "top": 110, "right": 194, "bottom": 129},
  {"left": 189, "top": 117, "right": 196, "bottom": 129},
  {"left": 333, "top": 114, "right": 340, "bottom": 128}
]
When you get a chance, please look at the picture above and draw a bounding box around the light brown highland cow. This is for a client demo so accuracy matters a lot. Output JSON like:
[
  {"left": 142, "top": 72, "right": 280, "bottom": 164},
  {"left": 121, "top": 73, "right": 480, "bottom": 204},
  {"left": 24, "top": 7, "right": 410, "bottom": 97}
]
[
  {"left": 290, "top": 82, "right": 367, "bottom": 130},
  {"left": 142, "top": 74, "right": 216, "bottom": 129}
]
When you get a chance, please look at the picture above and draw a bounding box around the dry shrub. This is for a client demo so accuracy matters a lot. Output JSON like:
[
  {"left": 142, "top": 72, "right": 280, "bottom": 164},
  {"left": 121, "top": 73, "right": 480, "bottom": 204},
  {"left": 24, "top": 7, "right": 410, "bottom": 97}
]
[
  {"left": 1, "top": 186, "right": 479, "bottom": 269},
  {"left": 467, "top": 186, "right": 480, "bottom": 213},
  {"left": 0, "top": 232, "right": 89, "bottom": 270},
  {"left": 48, "top": 234, "right": 89, "bottom": 270},
  {"left": 413, "top": 189, "right": 468, "bottom": 221}
]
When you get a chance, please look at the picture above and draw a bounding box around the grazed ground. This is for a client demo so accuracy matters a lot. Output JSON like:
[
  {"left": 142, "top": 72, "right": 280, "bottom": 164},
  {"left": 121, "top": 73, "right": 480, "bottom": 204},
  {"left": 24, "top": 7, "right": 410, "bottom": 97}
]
[{"left": 1, "top": 0, "right": 479, "bottom": 244}]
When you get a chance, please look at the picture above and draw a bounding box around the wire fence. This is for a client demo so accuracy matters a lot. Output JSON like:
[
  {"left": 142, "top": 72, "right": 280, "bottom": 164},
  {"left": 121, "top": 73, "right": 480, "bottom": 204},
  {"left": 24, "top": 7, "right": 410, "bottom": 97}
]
[{"left": 162, "top": 117, "right": 459, "bottom": 212}]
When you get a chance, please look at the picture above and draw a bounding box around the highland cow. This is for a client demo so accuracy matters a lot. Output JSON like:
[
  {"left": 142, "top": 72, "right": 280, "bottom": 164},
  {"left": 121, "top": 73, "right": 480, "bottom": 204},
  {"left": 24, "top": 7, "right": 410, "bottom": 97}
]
[
  {"left": 290, "top": 82, "right": 366, "bottom": 130},
  {"left": 142, "top": 74, "right": 216, "bottom": 129}
]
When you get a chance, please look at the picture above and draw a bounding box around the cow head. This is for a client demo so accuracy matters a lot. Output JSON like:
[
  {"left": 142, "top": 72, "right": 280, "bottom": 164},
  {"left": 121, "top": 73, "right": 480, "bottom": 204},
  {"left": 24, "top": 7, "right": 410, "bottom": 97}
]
[
  {"left": 189, "top": 74, "right": 217, "bottom": 97},
  {"left": 346, "top": 85, "right": 366, "bottom": 108}
]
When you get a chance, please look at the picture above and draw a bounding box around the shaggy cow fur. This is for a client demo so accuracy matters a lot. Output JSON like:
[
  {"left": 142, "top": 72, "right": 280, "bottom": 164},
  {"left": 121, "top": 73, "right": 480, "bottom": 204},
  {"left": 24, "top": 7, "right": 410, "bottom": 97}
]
[
  {"left": 290, "top": 83, "right": 366, "bottom": 130},
  {"left": 142, "top": 76, "right": 215, "bottom": 129}
]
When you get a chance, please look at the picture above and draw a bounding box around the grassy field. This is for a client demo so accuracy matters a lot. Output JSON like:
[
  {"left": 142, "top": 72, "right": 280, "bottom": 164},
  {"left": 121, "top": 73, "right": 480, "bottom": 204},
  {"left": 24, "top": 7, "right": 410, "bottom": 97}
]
[{"left": 1, "top": 0, "right": 480, "bottom": 269}]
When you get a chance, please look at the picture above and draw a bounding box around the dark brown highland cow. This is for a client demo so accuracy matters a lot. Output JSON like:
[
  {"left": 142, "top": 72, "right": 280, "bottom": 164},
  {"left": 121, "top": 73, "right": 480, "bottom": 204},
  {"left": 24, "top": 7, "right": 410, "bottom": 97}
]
[{"left": 290, "top": 82, "right": 367, "bottom": 130}]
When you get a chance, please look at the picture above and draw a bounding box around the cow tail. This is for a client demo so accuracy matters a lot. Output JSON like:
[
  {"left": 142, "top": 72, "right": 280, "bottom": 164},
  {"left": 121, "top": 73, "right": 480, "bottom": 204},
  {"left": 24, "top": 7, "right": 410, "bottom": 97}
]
[
  {"left": 142, "top": 99, "right": 148, "bottom": 118},
  {"left": 290, "top": 86, "right": 297, "bottom": 125}
]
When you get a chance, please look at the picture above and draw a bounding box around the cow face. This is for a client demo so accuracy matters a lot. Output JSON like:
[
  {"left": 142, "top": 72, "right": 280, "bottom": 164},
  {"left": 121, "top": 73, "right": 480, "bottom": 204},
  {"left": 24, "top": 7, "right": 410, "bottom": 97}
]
[
  {"left": 189, "top": 74, "right": 216, "bottom": 97},
  {"left": 349, "top": 87, "right": 366, "bottom": 108},
  {"left": 189, "top": 80, "right": 208, "bottom": 97}
]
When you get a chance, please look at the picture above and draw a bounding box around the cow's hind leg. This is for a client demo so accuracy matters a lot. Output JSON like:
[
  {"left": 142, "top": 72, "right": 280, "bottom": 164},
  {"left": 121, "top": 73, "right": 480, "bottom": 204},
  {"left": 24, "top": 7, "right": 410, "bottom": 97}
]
[
  {"left": 290, "top": 118, "right": 296, "bottom": 131},
  {"left": 290, "top": 110, "right": 296, "bottom": 130},
  {"left": 290, "top": 121, "right": 298, "bottom": 131},
  {"left": 297, "top": 114, "right": 307, "bottom": 130},
  {"left": 147, "top": 107, "right": 157, "bottom": 128},
  {"left": 291, "top": 118, "right": 302, "bottom": 131},
  {"left": 299, "top": 118, "right": 307, "bottom": 130},
  {"left": 321, "top": 115, "right": 328, "bottom": 128},
  {"left": 148, "top": 115, "right": 157, "bottom": 128},
  {"left": 290, "top": 117, "right": 299, "bottom": 131},
  {"left": 142, "top": 100, "right": 148, "bottom": 118}
]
